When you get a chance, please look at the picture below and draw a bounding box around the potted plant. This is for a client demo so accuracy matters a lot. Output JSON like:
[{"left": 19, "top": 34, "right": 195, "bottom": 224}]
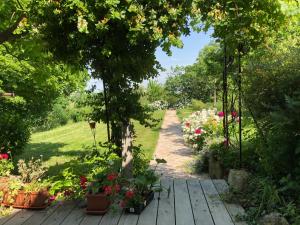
[
  {"left": 1, "top": 177, "right": 22, "bottom": 206},
  {"left": 3, "top": 157, "right": 49, "bottom": 209},
  {"left": 23, "top": 182, "right": 49, "bottom": 208},
  {"left": 0, "top": 153, "right": 14, "bottom": 196},
  {"left": 120, "top": 169, "right": 159, "bottom": 214},
  {"left": 85, "top": 171, "right": 121, "bottom": 215}
]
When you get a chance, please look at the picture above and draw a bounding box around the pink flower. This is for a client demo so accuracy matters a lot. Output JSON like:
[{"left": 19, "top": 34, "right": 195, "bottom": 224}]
[
  {"left": 195, "top": 128, "right": 202, "bottom": 134},
  {"left": 107, "top": 173, "right": 118, "bottom": 181},
  {"left": 218, "top": 111, "right": 225, "bottom": 117},
  {"left": 231, "top": 111, "right": 238, "bottom": 118},
  {"left": 125, "top": 190, "right": 135, "bottom": 199},
  {"left": 49, "top": 195, "right": 56, "bottom": 203},
  {"left": 236, "top": 117, "right": 240, "bottom": 123},
  {"left": 0, "top": 153, "right": 9, "bottom": 160},
  {"left": 185, "top": 122, "right": 190, "bottom": 128}
]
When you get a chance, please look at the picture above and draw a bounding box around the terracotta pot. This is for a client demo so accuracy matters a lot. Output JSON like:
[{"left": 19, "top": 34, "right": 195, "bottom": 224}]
[
  {"left": 86, "top": 193, "right": 110, "bottom": 214},
  {"left": 1, "top": 190, "right": 10, "bottom": 205},
  {"left": 27, "top": 190, "right": 49, "bottom": 208},
  {"left": 14, "top": 191, "right": 27, "bottom": 207}
]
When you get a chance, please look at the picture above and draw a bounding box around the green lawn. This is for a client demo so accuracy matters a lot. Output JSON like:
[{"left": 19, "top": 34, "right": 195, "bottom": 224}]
[
  {"left": 176, "top": 107, "right": 194, "bottom": 121},
  {"left": 16, "top": 110, "right": 165, "bottom": 175}
]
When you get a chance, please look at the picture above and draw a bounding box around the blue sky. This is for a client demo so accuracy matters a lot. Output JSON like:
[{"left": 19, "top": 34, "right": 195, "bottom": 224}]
[
  {"left": 154, "top": 29, "right": 214, "bottom": 83},
  {"left": 88, "top": 29, "right": 214, "bottom": 90}
]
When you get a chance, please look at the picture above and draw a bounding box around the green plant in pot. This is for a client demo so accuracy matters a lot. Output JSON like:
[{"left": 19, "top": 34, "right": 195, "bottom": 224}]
[
  {"left": 23, "top": 181, "right": 50, "bottom": 208},
  {"left": 85, "top": 152, "right": 122, "bottom": 215},
  {"left": 86, "top": 170, "right": 122, "bottom": 214},
  {"left": 1, "top": 177, "right": 23, "bottom": 206},
  {"left": 9, "top": 157, "right": 50, "bottom": 209},
  {"left": 120, "top": 169, "right": 160, "bottom": 214},
  {"left": 0, "top": 153, "right": 14, "bottom": 194}
]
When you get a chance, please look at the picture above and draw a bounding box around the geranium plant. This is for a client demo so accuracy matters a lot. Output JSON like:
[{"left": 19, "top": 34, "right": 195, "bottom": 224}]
[{"left": 119, "top": 169, "right": 159, "bottom": 213}]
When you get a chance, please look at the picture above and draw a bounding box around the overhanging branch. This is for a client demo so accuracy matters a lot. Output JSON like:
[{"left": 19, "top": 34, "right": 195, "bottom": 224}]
[{"left": 0, "top": 14, "right": 27, "bottom": 45}]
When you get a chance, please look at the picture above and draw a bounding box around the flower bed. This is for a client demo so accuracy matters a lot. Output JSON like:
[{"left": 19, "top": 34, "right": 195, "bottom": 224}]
[{"left": 182, "top": 108, "right": 223, "bottom": 151}]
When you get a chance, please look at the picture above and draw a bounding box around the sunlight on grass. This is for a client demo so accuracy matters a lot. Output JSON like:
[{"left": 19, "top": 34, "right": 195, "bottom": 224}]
[{"left": 17, "top": 110, "right": 165, "bottom": 175}]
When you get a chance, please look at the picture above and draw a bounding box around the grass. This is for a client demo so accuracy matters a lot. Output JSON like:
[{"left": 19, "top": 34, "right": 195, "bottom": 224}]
[
  {"left": 177, "top": 108, "right": 195, "bottom": 121},
  {"left": 16, "top": 110, "right": 165, "bottom": 175},
  {"left": 134, "top": 110, "right": 165, "bottom": 159}
]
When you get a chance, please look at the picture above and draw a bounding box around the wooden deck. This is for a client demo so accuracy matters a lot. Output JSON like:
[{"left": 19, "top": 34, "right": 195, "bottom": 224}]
[{"left": 0, "top": 179, "right": 246, "bottom": 225}]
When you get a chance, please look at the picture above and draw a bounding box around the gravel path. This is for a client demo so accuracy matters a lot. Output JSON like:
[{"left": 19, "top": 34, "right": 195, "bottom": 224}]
[{"left": 151, "top": 110, "right": 208, "bottom": 179}]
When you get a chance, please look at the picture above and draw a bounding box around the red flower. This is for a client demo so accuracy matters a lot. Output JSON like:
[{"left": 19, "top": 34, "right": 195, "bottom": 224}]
[
  {"left": 218, "top": 111, "right": 225, "bottom": 117},
  {"left": 119, "top": 200, "right": 127, "bottom": 208},
  {"left": 231, "top": 111, "right": 238, "bottom": 118},
  {"left": 195, "top": 128, "right": 202, "bottom": 134},
  {"left": 185, "top": 122, "right": 190, "bottom": 128},
  {"left": 80, "top": 176, "right": 88, "bottom": 190},
  {"left": 80, "top": 176, "right": 88, "bottom": 183},
  {"left": 104, "top": 186, "right": 113, "bottom": 195},
  {"left": 0, "top": 153, "right": 9, "bottom": 160},
  {"left": 114, "top": 184, "right": 121, "bottom": 193},
  {"left": 107, "top": 173, "right": 118, "bottom": 181},
  {"left": 125, "top": 190, "right": 135, "bottom": 199}
]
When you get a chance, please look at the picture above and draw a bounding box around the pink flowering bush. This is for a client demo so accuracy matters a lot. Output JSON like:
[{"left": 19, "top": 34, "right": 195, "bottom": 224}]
[{"left": 182, "top": 109, "right": 223, "bottom": 151}]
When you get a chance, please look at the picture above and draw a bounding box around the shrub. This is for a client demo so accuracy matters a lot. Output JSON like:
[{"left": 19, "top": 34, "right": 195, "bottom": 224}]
[
  {"left": 190, "top": 99, "right": 207, "bottom": 111},
  {"left": 182, "top": 109, "right": 222, "bottom": 151},
  {"left": 0, "top": 113, "right": 31, "bottom": 157}
]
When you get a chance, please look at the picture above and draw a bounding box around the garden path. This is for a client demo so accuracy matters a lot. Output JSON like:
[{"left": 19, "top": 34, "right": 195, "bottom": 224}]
[{"left": 151, "top": 110, "right": 208, "bottom": 179}]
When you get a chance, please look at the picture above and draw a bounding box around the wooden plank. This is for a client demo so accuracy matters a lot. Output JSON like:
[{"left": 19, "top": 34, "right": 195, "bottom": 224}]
[
  {"left": 213, "top": 180, "right": 247, "bottom": 225},
  {"left": 174, "top": 179, "right": 194, "bottom": 225},
  {"left": 117, "top": 213, "right": 138, "bottom": 225},
  {"left": 187, "top": 179, "right": 214, "bottom": 225},
  {"left": 156, "top": 179, "right": 175, "bottom": 225},
  {"left": 60, "top": 205, "right": 85, "bottom": 225},
  {"left": 79, "top": 215, "right": 102, "bottom": 225},
  {"left": 2, "top": 210, "right": 35, "bottom": 225},
  {"left": 22, "top": 203, "right": 59, "bottom": 225},
  {"left": 200, "top": 179, "right": 234, "bottom": 225},
  {"left": 99, "top": 209, "right": 122, "bottom": 225},
  {"left": 137, "top": 191, "right": 159, "bottom": 225},
  {"left": 40, "top": 201, "right": 76, "bottom": 225},
  {"left": 0, "top": 209, "right": 21, "bottom": 225}
]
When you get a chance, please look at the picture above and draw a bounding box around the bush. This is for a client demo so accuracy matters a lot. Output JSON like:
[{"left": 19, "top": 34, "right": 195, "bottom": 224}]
[
  {"left": 190, "top": 99, "right": 207, "bottom": 111},
  {"left": 0, "top": 113, "right": 31, "bottom": 157}
]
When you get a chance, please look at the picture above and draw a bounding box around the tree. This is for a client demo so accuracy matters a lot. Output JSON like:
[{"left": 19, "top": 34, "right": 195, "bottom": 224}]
[
  {"left": 146, "top": 80, "right": 165, "bottom": 103},
  {"left": 30, "top": 0, "right": 195, "bottom": 149},
  {"left": 0, "top": 0, "right": 30, "bottom": 44}
]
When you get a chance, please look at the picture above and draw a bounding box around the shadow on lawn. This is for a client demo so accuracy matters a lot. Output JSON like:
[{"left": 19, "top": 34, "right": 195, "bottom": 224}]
[{"left": 15, "top": 142, "right": 87, "bottom": 176}]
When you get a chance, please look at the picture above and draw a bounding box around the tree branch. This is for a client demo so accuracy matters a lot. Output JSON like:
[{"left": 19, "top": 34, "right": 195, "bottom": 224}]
[{"left": 0, "top": 14, "right": 27, "bottom": 45}]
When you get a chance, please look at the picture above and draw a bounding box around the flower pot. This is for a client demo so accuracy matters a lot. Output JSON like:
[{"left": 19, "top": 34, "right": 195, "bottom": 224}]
[
  {"left": 124, "top": 191, "right": 154, "bottom": 214},
  {"left": 26, "top": 190, "right": 49, "bottom": 208},
  {"left": 86, "top": 193, "right": 110, "bottom": 215},
  {"left": 14, "top": 191, "right": 27, "bottom": 207}
]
